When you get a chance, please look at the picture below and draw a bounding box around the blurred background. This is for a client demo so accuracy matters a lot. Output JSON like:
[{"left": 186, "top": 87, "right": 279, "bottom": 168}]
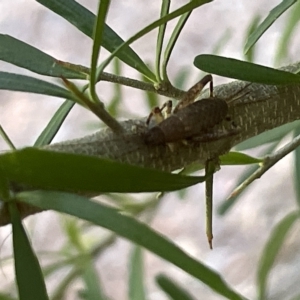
[{"left": 1, "top": 1, "right": 300, "bottom": 299}]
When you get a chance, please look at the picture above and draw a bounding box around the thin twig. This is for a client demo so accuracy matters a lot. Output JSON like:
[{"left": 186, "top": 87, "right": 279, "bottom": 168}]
[{"left": 227, "top": 134, "right": 300, "bottom": 200}]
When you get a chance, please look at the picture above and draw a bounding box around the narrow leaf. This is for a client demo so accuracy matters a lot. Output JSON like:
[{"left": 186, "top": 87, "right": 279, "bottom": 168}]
[
  {"left": 257, "top": 211, "right": 300, "bottom": 300},
  {"left": 8, "top": 202, "right": 49, "bottom": 300},
  {"left": 275, "top": 0, "right": 300, "bottom": 64},
  {"left": 293, "top": 127, "right": 300, "bottom": 208},
  {"left": 243, "top": 15, "right": 261, "bottom": 62},
  {"left": 0, "top": 34, "right": 86, "bottom": 79},
  {"left": 155, "top": 0, "right": 171, "bottom": 82},
  {"left": 156, "top": 274, "right": 196, "bottom": 300},
  {"left": 162, "top": 9, "right": 192, "bottom": 81},
  {"left": 17, "top": 190, "right": 247, "bottom": 300},
  {"left": 36, "top": 0, "right": 155, "bottom": 80},
  {"left": 218, "top": 142, "right": 279, "bottom": 215},
  {"left": 194, "top": 55, "right": 300, "bottom": 85},
  {"left": 89, "top": 0, "right": 110, "bottom": 100},
  {"left": 34, "top": 100, "right": 75, "bottom": 147},
  {"left": 244, "top": 0, "right": 297, "bottom": 54},
  {"left": 235, "top": 120, "right": 300, "bottom": 151},
  {"left": 220, "top": 152, "right": 262, "bottom": 165},
  {"left": 0, "top": 148, "right": 206, "bottom": 193},
  {"left": 0, "top": 72, "right": 75, "bottom": 100},
  {"left": 128, "top": 246, "right": 146, "bottom": 300},
  {"left": 97, "top": 0, "right": 212, "bottom": 77},
  {"left": 81, "top": 260, "right": 107, "bottom": 300}
]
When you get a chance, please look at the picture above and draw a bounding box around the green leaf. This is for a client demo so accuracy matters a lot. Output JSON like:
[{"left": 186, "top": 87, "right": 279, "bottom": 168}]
[
  {"left": 243, "top": 15, "right": 261, "bottom": 62},
  {"left": 34, "top": 100, "right": 75, "bottom": 147},
  {"left": 218, "top": 142, "right": 279, "bottom": 215},
  {"left": 36, "top": 0, "right": 155, "bottom": 80},
  {"left": 155, "top": 0, "right": 171, "bottom": 82},
  {"left": 244, "top": 0, "right": 297, "bottom": 54},
  {"left": 97, "top": 0, "right": 212, "bottom": 78},
  {"left": 275, "top": 0, "right": 300, "bottom": 64},
  {"left": 0, "top": 72, "right": 75, "bottom": 99},
  {"left": 0, "top": 293, "right": 17, "bottom": 300},
  {"left": 0, "top": 34, "right": 86, "bottom": 79},
  {"left": 0, "top": 124, "right": 16, "bottom": 150},
  {"left": 156, "top": 274, "right": 196, "bottom": 300},
  {"left": 220, "top": 152, "right": 262, "bottom": 165},
  {"left": 162, "top": 9, "right": 192, "bottom": 81},
  {"left": 293, "top": 127, "right": 300, "bottom": 208},
  {"left": 80, "top": 260, "right": 107, "bottom": 300},
  {"left": 193, "top": 55, "right": 300, "bottom": 84},
  {"left": 89, "top": 0, "right": 110, "bottom": 101},
  {"left": 17, "top": 190, "right": 247, "bottom": 300},
  {"left": 128, "top": 246, "right": 146, "bottom": 300},
  {"left": 235, "top": 120, "right": 300, "bottom": 151},
  {"left": 0, "top": 148, "right": 206, "bottom": 193},
  {"left": 257, "top": 211, "right": 300, "bottom": 300},
  {"left": 8, "top": 202, "right": 49, "bottom": 300}
]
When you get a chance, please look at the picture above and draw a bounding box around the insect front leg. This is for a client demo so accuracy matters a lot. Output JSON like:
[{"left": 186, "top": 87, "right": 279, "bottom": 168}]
[
  {"left": 174, "top": 74, "right": 213, "bottom": 113},
  {"left": 146, "top": 100, "right": 173, "bottom": 126}
]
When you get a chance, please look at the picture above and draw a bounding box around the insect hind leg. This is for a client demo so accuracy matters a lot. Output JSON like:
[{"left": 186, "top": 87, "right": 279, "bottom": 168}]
[{"left": 174, "top": 74, "right": 213, "bottom": 113}]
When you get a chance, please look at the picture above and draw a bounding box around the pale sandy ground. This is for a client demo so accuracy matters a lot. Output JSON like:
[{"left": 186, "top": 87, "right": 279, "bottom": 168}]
[{"left": 1, "top": 1, "right": 300, "bottom": 300}]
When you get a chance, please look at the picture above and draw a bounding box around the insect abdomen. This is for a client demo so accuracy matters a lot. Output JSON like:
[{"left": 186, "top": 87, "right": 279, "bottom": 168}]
[{"left": 144, "top": 98, "right": 228, "bottom": 145}]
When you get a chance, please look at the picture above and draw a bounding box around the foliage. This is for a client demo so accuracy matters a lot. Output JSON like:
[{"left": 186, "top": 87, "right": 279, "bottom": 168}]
[{"left": 1, "top": 1, "right": 300, "bottom": 299}]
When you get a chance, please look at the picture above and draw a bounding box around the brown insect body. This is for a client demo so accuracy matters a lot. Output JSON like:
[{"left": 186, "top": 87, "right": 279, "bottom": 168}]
[{"left": 144, "top": 97, "right": 228, "bottom": 145}]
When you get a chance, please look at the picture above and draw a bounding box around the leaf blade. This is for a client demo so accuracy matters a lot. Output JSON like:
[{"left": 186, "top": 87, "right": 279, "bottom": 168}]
[
  {"left": 34, "top": 100, "right": 75, "bottom": 147},
  {"left": 8, "top": 202, "right": 49, "bottom": 300},
  {"left": 194, "top": 55, "right": 300, "bottom": 84},
  {"left": 0, "top": 34, "right": 86, "bottom": 79},
  {"left": 156, "top": 274, "right": 196, "bottom": 300},
  {"left": 17, "top": 190, "right": 246, "bottom": 300},
  {"left": 257, "top": 211, "right": 300, "bottom": 300},
  {"left": 36, "top": 0, "right": 155, "bottom": 80},
  {"left": 0, "top": 72, "right": 75, "bottom": 100},
  {"left": 0, "top": 148, "right": 206, "bottom": 193},
  {"left": 244, "top": 0, "right": 297, "bottom": 54}
]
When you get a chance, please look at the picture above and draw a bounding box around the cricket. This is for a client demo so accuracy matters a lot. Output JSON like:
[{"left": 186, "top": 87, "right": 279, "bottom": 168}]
[
  {"left": 144, "top": 74, "right": 231, "bottom": 146},
  {"left": 144, "top": 74, "right": 248, "bottom": 249}
]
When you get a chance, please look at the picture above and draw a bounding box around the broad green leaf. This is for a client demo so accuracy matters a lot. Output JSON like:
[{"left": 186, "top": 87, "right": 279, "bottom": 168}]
[
  {"left": 257, "top": 211, "right": 300, "bottom": 300},
  {"left": 97, "top": 0, "right": 212, "bottom": 78},
  {"left": 220, "top": 152, "right": 262, "bottom": 165},
  {"left": 17, "top": 190, "right": 247, "bottom": 300},
  {"left": 36, "top": 0, "right": 155, "bottom": 80},
  {"left": 235, "top": 120, "right": 300, "bottom": 151},
  {"left": 8, "top": 202, "right": 49, "bottom": 300},
  {"left": 0, "top": 148, "right": 206, "bottom": 193},
  {"left": 293, "top": 127, "right": 300, "bottom": 208},
  {"left": 156, "top": 274, "right": 196, "bottom": 300},
  {"left": 128, "top": 246, "right": 146, "bottom": 300},
  {"left": 244, "top": 0, "right": 297, "bottom": 54},
  {"left": 194, "top": 55, "right": 300, "bottom": 84},
  {"left": 34, "top": 100, "right": 75, "bottom": 147},
  {"left": 0, "top": 34, "right": 86, "bottom": 79},
  {"left": 0, "top": 72, "right": 75, "bottom": 100}
]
